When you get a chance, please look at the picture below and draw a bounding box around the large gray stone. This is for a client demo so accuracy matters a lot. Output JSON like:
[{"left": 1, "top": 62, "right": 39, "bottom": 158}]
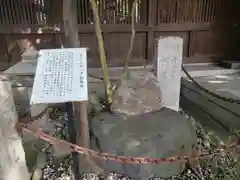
[
  {"left": 111, "top": 71, "right": 163, "bottom": 116},
  {"left": 90, "top": 108, "right": 197, "bottom": 179}
]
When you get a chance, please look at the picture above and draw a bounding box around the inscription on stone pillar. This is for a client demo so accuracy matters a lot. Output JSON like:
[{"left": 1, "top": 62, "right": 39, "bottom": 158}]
[{"left": 156, "top": 36, "right": 183, "bottom": 111}]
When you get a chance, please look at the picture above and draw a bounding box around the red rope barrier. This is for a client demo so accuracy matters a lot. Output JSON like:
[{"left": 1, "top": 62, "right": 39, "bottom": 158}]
[{"left": 16, "top": 122, "right": 240, "bottom": 165}]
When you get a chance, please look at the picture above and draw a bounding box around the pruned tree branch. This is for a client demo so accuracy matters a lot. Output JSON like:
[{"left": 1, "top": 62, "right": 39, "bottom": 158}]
[
  {"left": 89, "top": 0, "right": 112, "bottom": 104},
  {"left": 123, "top": 0, "right": 138, "bottom": 76}
]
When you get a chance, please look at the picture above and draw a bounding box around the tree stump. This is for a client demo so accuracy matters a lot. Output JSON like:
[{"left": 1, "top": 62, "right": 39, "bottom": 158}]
[{"left": 0, "top": 81, "right": 29, "bottom": 180}]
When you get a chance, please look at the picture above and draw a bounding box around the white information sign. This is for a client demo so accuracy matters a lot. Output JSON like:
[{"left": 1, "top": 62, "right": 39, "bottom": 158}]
[
  {"left": 30, "top": 48, "right": 88, "bottom": 104},
  {"left": 156, "top": 36, "right": 183, "bottom": 111}
]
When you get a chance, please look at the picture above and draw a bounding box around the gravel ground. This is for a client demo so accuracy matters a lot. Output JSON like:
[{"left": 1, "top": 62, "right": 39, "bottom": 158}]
[{"left": 36, "top": 108, "right": 240, "bottom": 180}]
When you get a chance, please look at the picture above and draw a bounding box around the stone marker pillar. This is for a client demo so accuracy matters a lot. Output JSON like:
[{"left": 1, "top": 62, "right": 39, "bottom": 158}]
[
  {"left": 156, "top": 36, "right": 183, "bottom": 111},
  {"left": 0, "top": 81, "right": 29, "bottom": 180}
]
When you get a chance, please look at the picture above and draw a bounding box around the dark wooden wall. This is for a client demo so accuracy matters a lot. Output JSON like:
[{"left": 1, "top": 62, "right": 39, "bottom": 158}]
[{"left": 0, "top": 0, "right": 239, "bottom": 70}]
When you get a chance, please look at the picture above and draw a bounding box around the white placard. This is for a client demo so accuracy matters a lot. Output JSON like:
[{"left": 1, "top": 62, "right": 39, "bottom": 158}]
[
  {"left": 30, "top": 48, "right": 88, "bottom": 104},
  {"left": 156, "top": 36, "right": 183, "bottom": 111}
]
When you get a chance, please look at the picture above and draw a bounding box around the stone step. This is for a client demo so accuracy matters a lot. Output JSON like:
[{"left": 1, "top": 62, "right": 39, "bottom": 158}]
[
  {"left": 221, "top": 61, "right": 240, "bottom": 69},
  {"left": 181, "top": 78, "right": 240, "bottom": 129}
]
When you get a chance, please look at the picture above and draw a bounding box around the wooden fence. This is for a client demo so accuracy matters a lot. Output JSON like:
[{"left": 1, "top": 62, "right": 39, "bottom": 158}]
[{"left": 0, "top": 0, "right": 239, "bottom": 70}]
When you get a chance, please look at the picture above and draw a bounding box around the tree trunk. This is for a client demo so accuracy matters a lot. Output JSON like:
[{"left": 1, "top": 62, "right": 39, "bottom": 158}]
[
  {"left": 0, "top": 81, "right": 29, "bottom": 180},
  {"left": 63, "top": 0, "right": 89, "bottom": 149},
  {"left": 62, "top": 0, "right": 102, "bottom": 174}
]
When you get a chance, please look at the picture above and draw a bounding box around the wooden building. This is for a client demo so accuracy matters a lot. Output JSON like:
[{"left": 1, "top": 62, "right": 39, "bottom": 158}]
[{"left": 0, "top": 0, "right": 239, "bottom": 70}]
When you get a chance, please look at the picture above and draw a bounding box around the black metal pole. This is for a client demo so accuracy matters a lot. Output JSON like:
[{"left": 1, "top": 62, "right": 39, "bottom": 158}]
[{"left": 66, "top": 102, "right": 80, "bottom": 179}]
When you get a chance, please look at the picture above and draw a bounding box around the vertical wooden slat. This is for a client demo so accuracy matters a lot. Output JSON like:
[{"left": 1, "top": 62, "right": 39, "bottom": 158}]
[
  {"left": 177, "top": 0, "right": 180, "bottom": 24},
  {"left": 38, "top": 0, "right": 42, "bottom": 24},
  {"left": 135, "top": 0, "right": 138, "bottom": 23},
  {"left": 194, "top": 0, "right": 198, "bottom": 23},
  {"left": 192, "top": 0, "right": 196, "bottom": 23},
  {"left": 29, "top": 0, "right": 35, "bottom": 24},
  {"left": 202, "top": 0, "right": 206, "bottom": 22},
  {"left": 211, "top": 0, "right": 218, "bottom": 22},
  {"left": 9, "top": 1, "right": 15, "bottom": 24},
  {"left": 15, "top": 0, "right": 22, "bottom": 24},
  {"left": 174, "top": 0, "right": 177, "bottom": 23},
  {"left": 4, "top": 0, "right": 10, "bottom": 24},
  {"left": 166, "top": 0, "right": 170, "bottom": 23},
  {"left": 187, "top": 0, "right": 191, "bottom": 23},
  {"left": 164, "top": 1, "right": 168, "bottom": 23},
  {"left": 106, "top": 0, "right": 109, "bottom": 23},
  {"left": 208, "top": 0, "right": 214, "bottom": 22},
  {"left": 34, "top": 0, "right": 38, "bottom": 24},
  {"left": 114, "top": 0, "right": 117, "bottom": 24},
  {"left": 82, "top": 0, "right": 85, "bottom": 24},
  {"left": 171, "top": 0, "right": 174, "bottom": 23},
  {"left": 210, "top": 0, "right": 214, "bottom": 22},
  {"left": 43, "top": 0, "right": 49, "bottom": 24},
  {"left": 84, "top": 0, "right": 88, "bottom": 24},
  {"left": 40, "top": 0, "right": 44, "bottom": 24},
  {"left": 174, "top": 0, "right": 178, "bottom": 23},
  {"left": 125, "top": 0, "right": 127, "bottom": 24},
  {"left": 205, "top": 0, "right": 210, "bottom": 22},
  {"left": 25, "top": 0, "right": 31, "bottom": 24},
  {"left": 197, "top": 0, "right": 202, "bottom": 23},
  {"left": 211, "top": 0, "right": 216, "bottom": 22},
  {"left": 76, "top": 0, "right": 80, "bottom": 24},
  {"left": 3, "top": 0, "right": 8, "bottom": 24},
  {"left": 117, "top": 0, "right": 121, "bottom": 23},
  {"left": 170, "top": 0, "right": 174, "bottom": 23},
  {"left": 157, "top": 0, "right": 160, "bottom": 23},
  {"left": 77, "top": 0, "right": 80, "bottom": 24},
  {"left": 183, "top": 0, "right": 188, "bottom": 23},
  {"left": 179, "top": 0, "right": 183, "bottom": 24},
  {"left": 0, "top": 0, "right": 5, "bottom": 24},
  {"left": 113, "top": 0, "right": 116, "bottom": 24},
  {"left": 79, "top": 0, "right": 84, "bottom": 24},
  {"left": 20, "top": 0, "right": 27, "bottom": 24}
]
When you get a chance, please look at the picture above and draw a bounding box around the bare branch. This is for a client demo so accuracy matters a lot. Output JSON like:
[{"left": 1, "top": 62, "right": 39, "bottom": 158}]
[
  {"left": 89, "top": 0, "right": 112, "bottom": 104},
  {"left": 123, "top": 0, "right": 139, "bottom": 76}
]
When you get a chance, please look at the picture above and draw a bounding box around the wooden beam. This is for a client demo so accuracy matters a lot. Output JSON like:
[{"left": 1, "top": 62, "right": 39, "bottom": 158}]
[
  {"left": 0, "top": 23, "right": 212, "bottom": 35},
  {"left": 153, "top": 23, "right": 212, "bottom": 31},
  {"left": 0, "top": 24, "right": 150, "bottom": 34}
]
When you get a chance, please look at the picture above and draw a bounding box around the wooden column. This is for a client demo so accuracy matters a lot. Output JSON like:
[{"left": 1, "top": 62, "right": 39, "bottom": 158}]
[
  {"left": 146, "top": 0, "right": 157, "bottom": 64},
  {"left": 0, "top": 81, "right": 29, "bottom": 180}
]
